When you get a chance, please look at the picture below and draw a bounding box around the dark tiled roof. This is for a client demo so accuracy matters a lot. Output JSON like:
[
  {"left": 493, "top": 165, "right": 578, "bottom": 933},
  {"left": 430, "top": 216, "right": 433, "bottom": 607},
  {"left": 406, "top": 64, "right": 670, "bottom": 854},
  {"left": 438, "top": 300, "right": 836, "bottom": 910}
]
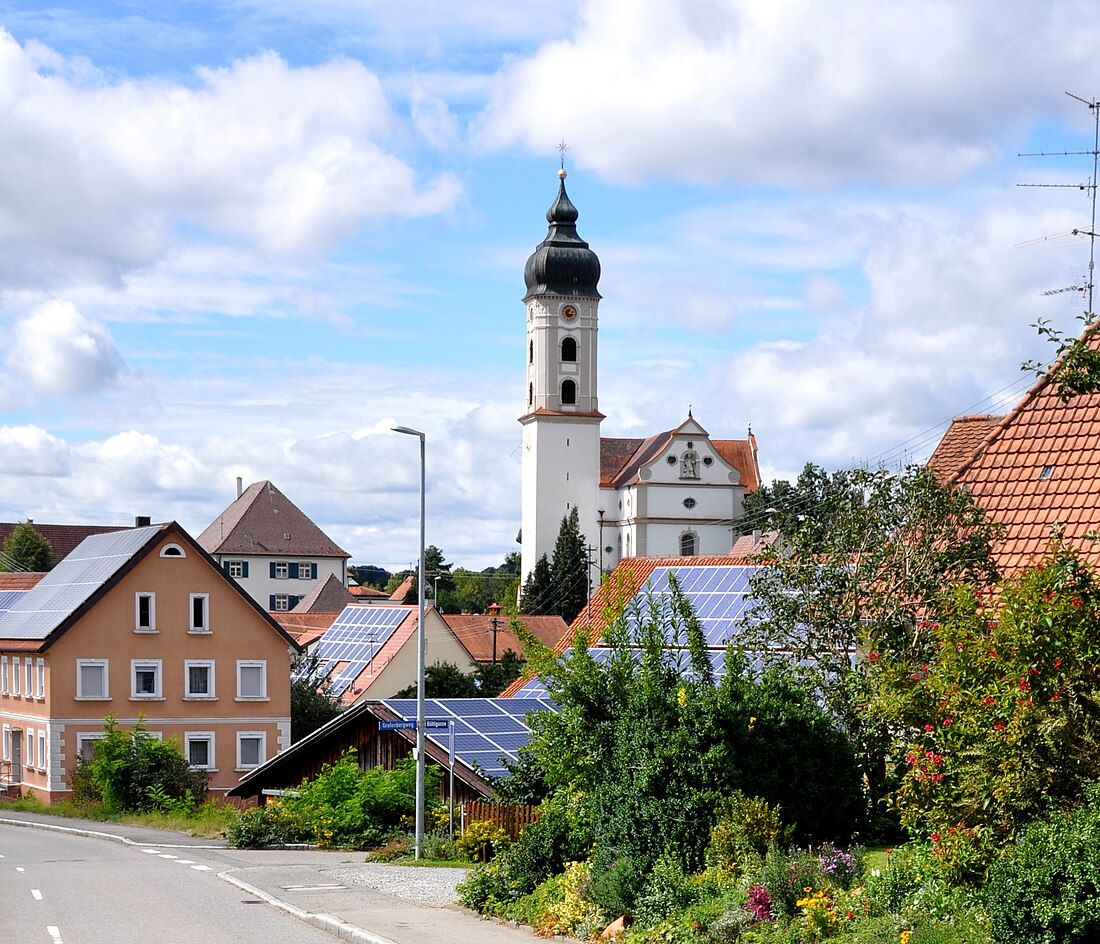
[
  {"left": 444, "top": 613, "right": 568, "bottom": 663},
  {"left": 0, "top": 522, "right": 129, "bottom": 564},
  {"left": 291, "top": 573, "right": 357, "bottom": 613},
  {"left": 928, "top": 414, "right": 1004, "bottom": 478},
  {"left": 197, "top": 480, "right": 349, "bottom": 558}
]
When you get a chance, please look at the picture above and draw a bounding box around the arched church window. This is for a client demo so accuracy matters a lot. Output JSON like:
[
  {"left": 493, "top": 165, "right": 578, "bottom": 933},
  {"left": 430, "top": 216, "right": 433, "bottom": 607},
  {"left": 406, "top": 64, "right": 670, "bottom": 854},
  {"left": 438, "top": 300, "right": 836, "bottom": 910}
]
[
  {"left": 561, "top": 337, "right": 577, "bottom": 362},
  {"left": 528, "top": 382, "right": 533, "bottom": 406},
  {"left": 561, "top": 379, "right": 577, "bottom": 405},
  {"left": 680, "top": 532, "right": 697, "bottom": 557},
  {"left": 529, "top": 340, "right": 534, "bottom": 364}
]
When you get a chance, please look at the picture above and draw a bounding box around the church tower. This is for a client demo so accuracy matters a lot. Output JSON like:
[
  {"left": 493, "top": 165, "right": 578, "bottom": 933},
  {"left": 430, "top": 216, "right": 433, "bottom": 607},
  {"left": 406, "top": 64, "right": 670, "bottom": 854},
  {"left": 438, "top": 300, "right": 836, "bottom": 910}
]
[{"left": 520, "top": 170, "right": 603, "bottom": 583}]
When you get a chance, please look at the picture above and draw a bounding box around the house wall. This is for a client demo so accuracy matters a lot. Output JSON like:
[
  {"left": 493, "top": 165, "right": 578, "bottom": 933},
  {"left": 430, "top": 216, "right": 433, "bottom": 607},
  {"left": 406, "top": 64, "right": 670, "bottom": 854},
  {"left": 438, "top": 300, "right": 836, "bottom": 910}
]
[
  {"left": 0, "top": 650, "right": 51, "bottom": 795},
  {"left": 211, "top": 554, "right": 346, "bottom": 612},
  {"left": 7, "top": 532, "right": 295, "bottom": 803}
]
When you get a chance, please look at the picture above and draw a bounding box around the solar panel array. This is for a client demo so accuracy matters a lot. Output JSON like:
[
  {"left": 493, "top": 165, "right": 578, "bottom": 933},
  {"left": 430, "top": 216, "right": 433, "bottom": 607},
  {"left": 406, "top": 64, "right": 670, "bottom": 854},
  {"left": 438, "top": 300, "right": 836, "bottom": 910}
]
[
  {"left": 512, "top": 647, "right": 730, "bottom": 698},
  {"left": 380, "top": 696, "right": 556, "bottom": 778},
  {"left": 0, "top": 526, "right": 161, "bottom": 640},
  {"left": 510, "top": 564, "right": 762, "bottom": 697},
  {"left": 0, "top": 590, "right": 29, "bottom": 613},
  {"left": 302, "top": 605, "right": 410, "bottom": 696}
]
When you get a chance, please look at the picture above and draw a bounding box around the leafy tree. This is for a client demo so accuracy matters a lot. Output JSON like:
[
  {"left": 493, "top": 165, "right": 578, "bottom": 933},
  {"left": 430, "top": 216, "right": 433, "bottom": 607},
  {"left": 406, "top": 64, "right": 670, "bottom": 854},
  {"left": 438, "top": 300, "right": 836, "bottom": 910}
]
[
  {"left": 291, "top": 651, "right": 343, "bottom": 741},
  {"left": 402, "top": 544, "right": 453, "bottom": 605},
  {"left": 348, "top": 564, "right": 390, "bottom": 589},
  {"left": 1022, "top": 313, "right": 1100, "bottom": 400},
  {"left": 740, "top": 462, "right": 861, "bottom": 542},
  {"left": 745, "top": 464, "right": 1002, "bottom": 814},
  {"left": 513, "top": 575, "right": 863, "bottom": 876},
  {"left": 521, "top": 508, "right": 590, "bottom": 622},
  {"left": 474, "top": 649, "right": 525, "bottom": 697},
  {"left": 871, "top": 545, "right": 1100, "bottom": 880},
  {"left": 1, "top": 521, "right": 54, "bottom": 571}
]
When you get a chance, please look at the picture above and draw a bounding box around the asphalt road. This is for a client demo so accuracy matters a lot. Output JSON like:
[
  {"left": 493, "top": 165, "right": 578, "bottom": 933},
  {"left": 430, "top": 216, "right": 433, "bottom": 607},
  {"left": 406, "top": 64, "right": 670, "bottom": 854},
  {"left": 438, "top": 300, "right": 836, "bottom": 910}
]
[{"left": 0, "top": 825, "right": 340, "bottom": 944}]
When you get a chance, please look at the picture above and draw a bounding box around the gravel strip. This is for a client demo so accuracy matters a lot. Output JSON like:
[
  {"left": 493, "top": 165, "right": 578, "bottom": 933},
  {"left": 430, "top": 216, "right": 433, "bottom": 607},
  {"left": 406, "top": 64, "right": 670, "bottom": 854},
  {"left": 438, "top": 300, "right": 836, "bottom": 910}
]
[{"left": 326, "top": 863, "right": 471, "bottom": 907}]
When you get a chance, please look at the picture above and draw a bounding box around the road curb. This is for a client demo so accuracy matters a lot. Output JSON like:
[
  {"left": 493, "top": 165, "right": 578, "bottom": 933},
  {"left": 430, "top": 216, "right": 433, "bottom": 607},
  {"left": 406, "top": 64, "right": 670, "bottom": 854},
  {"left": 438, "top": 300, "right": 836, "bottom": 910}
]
[
  {"left": 0, "top": 816, "right": 225, "bottom": 849},
  {"left": 220, "top": 869, "right": 399, "bottom": 944}
]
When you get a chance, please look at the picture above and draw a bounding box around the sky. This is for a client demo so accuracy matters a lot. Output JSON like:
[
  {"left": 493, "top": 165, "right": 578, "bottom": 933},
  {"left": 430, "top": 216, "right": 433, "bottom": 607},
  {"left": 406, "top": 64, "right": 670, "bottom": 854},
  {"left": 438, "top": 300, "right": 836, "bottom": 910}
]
[{"left": 1, "top": 1, "right": 1099, "bottom": 572}]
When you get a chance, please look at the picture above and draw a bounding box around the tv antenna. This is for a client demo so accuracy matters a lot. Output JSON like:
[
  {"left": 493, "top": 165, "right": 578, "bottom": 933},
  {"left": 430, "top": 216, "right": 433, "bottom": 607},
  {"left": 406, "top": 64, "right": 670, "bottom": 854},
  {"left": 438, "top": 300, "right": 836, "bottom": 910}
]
[{"left": 1018, "top": 91, "right": 1100, "bottom": 314}]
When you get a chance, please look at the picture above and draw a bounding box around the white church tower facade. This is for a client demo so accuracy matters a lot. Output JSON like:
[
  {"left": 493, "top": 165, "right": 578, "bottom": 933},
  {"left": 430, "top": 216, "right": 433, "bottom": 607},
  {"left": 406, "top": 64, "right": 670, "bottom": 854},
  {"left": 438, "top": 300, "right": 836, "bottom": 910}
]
[{"left": 520, "top": 170, "right": 603, "bottom": 581}]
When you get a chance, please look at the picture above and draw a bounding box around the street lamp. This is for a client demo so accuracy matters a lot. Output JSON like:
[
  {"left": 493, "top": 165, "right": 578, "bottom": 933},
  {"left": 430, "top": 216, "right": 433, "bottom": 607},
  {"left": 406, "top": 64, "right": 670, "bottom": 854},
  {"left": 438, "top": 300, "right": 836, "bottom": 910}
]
[{"left": 393, "top": 425, "right": 426, "bottom": 860}]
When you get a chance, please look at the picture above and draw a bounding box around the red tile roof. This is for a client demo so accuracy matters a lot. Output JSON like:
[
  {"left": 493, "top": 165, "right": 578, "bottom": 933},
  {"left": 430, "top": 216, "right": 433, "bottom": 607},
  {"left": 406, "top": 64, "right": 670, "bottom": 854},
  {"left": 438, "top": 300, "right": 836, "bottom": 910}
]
[
  {"left": 0, "top": 522, "right": 130, "bottom": 564},
  {"left": 945, "top": 328, "right": 1100, "bottom": 572},
  {"left": 197, "top": 480, "right": 349, "bottom": 558},
  {"left": 349, "top": 584, "right": 388, "bottom": 598},
  {"left": 444, "top": 613, "right": 568, "bottom": 663},
  {"left": 389, "top": 575, "right": 414, "bottom": 601},
  {"left": 291, "top": 573, "right": 357, "bottom": 613},
  {"left": 0, "top": 572, "right": 46, "bottom": 590},
  {"left": 600, "top": 428, "right": 760, "bottom": 491},
  {"left": 928, "top": 414, "right": 1004, "bottom": 478},
  {"left": 273, "top": 612, "right": 339, "bottom": 646}
]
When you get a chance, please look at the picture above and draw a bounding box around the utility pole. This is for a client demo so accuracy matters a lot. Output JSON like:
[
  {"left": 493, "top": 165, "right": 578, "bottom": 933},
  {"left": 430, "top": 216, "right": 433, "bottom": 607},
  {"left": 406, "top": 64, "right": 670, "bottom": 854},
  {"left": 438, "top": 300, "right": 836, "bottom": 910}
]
[{"left": 488, "top": 602, "right": 502, "bottom": 666}]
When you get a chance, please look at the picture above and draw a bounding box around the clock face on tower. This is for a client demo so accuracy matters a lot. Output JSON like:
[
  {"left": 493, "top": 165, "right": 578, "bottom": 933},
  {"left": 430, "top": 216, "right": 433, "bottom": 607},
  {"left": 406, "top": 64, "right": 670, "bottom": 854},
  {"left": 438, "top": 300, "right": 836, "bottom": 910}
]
[{"left": 561, "top": 305, "right": 577, "bottom": 322}]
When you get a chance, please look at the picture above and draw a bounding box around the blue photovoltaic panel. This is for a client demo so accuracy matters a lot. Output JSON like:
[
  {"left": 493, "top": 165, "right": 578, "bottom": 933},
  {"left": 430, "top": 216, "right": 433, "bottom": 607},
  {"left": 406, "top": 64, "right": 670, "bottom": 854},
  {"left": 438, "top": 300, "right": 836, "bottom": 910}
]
[
  {"left": 379, "top": 696, "right": 556, "bottom": 778},
  {"left": 626, "top": 565, "right": 759, "bottom": 648},
  {"left": 301, "top": 605, "right": 409, "bottom": 696},
  {"left": 0, "top": 589, "right": 29, "bottom": 612}
]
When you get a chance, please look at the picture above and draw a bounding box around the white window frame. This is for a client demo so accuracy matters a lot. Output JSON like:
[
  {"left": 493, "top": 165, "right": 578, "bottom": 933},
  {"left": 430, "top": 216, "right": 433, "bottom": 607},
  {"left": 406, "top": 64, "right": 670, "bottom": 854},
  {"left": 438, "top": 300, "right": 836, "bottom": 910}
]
[
  {"left": 25, "top": 658, "right": 33, "bottom": 695},
  {"left": 11, "top": 656, "right": 20, "bottom": 696},
  {"left": 272, "top": 594, "right": 290, "bottom": 612},
  {"left": 36, "top": 731, "right": 45, "bottom": 771},
  {"left": 189, "top": 593, "right": 210, "bottom": 633},
  {"left": 236, "top": 732, "right": 266, "bottom": 770},
  {"left": 76, "top": 660, "right": 109, "bottom": 700},
  {"left": 228, "top": 560, "right": 245, "bottom": 578},
  {"left": 134, "top": 592, "right": 156, "bottom": 633},
  {"left": 25, "top": 729, "right": 34, "bottom": 769},
  {"left": 2, "top": 724, "right": 9, "bottom": 761},
  {"left": 236, "top": 660, "right": 268, "bottom": 701},
  {"left": 76, "top": 732, "right": 105, "bottom": 764},
  {"left": 159, "top": 543, "right": 186, "bottom": 558},
  {"left": 185, "top": 732, "right": 216, "bottom": 770},
  {"left": 274, "top": 561, "right": 289, "bottom": 579},
  {"left": 35, "top": 658, "right": 44, "bottom": 698},
  {"left": 1, "top": 656, "right": 7, "bottom": 695},
  {"left": 184, "top": 660, "right": 216, "bottom": 700},
  {"left": 298, "top": 561, "right": 313, "bottom": 580},
  {"left": 130, "top": 659, "right": 163, "bottom": 700}
]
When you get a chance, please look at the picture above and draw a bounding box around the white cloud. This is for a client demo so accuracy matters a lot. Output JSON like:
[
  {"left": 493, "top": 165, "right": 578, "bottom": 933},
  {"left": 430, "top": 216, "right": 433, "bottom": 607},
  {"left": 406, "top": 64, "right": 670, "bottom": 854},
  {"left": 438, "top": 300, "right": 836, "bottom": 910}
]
[
  {"left": 476, "top": 0, "right": 1098, "bottom": 187},
  {"left": 0, "top": 31, "right": 463, "bottom": 290},
  {"left": 1, "top": 299, "right": 129, "bottom": 404}
]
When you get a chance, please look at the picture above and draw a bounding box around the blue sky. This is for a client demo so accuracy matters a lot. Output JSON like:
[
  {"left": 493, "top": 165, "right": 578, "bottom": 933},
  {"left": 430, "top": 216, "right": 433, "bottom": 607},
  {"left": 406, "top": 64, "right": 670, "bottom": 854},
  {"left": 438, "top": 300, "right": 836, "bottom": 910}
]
[{"left": 0, "top": 1, "right": 1098, "bottom": 571}]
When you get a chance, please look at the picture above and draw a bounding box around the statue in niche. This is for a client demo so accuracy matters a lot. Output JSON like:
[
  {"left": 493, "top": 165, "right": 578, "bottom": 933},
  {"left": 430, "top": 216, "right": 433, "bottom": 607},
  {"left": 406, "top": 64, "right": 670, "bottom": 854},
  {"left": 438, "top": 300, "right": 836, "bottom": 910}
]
[{"left": 680, "top": 450, "right": 700, "bottom": 479}]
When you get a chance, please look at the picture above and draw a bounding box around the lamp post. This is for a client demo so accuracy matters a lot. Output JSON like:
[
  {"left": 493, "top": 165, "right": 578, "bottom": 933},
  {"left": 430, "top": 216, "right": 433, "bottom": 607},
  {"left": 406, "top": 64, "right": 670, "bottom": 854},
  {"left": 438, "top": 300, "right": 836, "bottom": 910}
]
[{"left": 392, "top": 425, "right": 426, "bottom": 860}]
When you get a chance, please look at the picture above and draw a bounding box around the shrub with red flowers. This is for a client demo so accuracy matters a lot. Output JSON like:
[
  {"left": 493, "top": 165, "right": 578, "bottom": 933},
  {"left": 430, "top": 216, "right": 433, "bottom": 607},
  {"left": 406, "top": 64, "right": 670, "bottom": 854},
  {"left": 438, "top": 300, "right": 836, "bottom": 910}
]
[{"left": 870, "top": 544, "right": 1100, "bottom": 881}]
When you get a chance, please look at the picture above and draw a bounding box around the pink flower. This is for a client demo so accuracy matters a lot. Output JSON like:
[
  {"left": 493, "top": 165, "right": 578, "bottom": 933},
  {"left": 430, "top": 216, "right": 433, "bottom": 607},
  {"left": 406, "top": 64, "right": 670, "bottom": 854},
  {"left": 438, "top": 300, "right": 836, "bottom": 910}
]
[{"left": 924, "top": 724, "right": 935, "bottom": 732}]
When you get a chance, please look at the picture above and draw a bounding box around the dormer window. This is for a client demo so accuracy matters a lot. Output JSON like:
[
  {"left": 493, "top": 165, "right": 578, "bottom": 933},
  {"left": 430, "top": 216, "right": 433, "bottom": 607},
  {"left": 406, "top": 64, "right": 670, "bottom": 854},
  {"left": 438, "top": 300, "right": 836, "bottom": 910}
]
[
  {"left": 1039, "top": 465, "right": 1054, "bottom": 480},
  {"left": 561, "top": 337, "right": 577, "bottom": 362}
]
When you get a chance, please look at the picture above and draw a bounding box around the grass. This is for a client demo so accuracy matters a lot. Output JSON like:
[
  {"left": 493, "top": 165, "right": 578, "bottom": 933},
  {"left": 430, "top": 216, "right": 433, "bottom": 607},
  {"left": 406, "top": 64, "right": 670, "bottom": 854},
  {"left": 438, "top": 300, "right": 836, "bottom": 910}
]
[{"left": 0, "top": 793, "right": 239, "bottom": 838}]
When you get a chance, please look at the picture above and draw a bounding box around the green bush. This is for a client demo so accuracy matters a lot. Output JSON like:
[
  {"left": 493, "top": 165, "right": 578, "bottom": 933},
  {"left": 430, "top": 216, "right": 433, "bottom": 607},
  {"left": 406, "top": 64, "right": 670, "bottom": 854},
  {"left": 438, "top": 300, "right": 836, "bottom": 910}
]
[
  {"left": 986, "top": 789, "right": 1100, "bottom": 944},
  {"left": 68, "top": 757, "right": 100, "bottom": 809},
  {"left": 587, "top": 847, "right": 646, "bottom": 919},
  {"left": 89, "top": 716, "right": 208, "bottom": 814},
  {"left": 455, "top": 821, "right": 510, "bottom": 862},
  {"left": 227, "top": 801, "right": 312, "bottom": 848},
  {"left": 633, "top": 854, "right": 700, "bottom": 930},
  {"left": 758, "top": 846, "right": 825, "bottom": 919},
  {"left": 705, "top": 792, "right": 789, "bottom": 874},
  {"left": 457, "top": 859, "right": 517, "bottom": 914}
]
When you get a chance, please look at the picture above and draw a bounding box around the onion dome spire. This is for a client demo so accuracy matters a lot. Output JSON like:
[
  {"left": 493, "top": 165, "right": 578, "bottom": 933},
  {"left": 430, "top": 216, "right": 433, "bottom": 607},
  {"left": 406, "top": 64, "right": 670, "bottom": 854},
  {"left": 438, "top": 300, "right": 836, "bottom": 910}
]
[{"left": 523, "top": 169, "right": 602, "bottom": 300}]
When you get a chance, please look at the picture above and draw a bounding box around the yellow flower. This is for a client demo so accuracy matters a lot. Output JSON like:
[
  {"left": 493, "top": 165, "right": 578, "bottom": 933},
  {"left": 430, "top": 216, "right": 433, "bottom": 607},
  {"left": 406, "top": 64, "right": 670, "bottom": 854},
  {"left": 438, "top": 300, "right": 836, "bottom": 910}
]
[
  {"left": 749, "top": 716, "right": 757, "bottom": 729},
  {"left": 677, "top": 686, "right": 687, "bottom": 709},
  {"left": 900, "top": 931, "right": 911, "bottom": 944}
]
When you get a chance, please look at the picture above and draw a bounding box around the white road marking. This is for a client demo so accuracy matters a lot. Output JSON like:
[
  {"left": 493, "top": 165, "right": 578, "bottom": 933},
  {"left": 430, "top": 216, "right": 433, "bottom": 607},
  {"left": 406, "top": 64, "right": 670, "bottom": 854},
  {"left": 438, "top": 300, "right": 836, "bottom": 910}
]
[
  {"left": 191, "top": 865, "right": 213, "bottom": 871},
  {"left": 31, "top": 889, "right": 42, "bottom": 900},
  {"left": 158, "top": 854, "right": 177, "bottom": 859},
  {"left": 47, "top": 926, "right": 63, "bottom": 943},
  {"left": 175, "top": 859, "right": 195, "bottom": 865},
  {"left": 280, "top": 884, "right": 345, "bottom": 891},
  {"left": 141, "top": 848, "right": 160, "bottom": 854},
  {"left": 16, "top": 866, "right": 25, "bottom": 872}
]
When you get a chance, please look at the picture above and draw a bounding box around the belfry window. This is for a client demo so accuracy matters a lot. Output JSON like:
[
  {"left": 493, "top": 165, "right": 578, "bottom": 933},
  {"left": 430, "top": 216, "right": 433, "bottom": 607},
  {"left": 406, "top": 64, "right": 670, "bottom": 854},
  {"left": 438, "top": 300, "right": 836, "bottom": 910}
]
[
  {"left": 529, "top": 340, "right": 534, "bottom": 364},
  {"left": 561, "top": 379, "right": 577, "bottom": 405},
  {"left": 528, "top": 382, "right": 533, "bottom": 406},
  {"left": 561, "top": 337, "right": 577, "bottom": 362}
]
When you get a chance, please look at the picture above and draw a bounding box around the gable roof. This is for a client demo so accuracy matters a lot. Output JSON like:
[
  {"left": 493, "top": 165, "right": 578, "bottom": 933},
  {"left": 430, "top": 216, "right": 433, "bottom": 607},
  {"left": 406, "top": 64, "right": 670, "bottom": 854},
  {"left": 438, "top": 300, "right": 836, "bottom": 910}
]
[
  {"left": 443, "top": 613, "right": 568, "bottom": 663},
  {"left": 272, "top": 611, "right": 339, "bottom": 646},
  {"left": 291, "top": 572, "right": 357, "bottom": 613},
  {"left": 944, "top": 328, "right": 1100, "bottom": 572},
  {"left": 0, "top": 522, "right": 129, "bottom": 565},
  {"left": 927, "top": 414, "right": 1004, "bottom": 478},
  {"left": 600, "top": 426, "right": 760, "bottom": 490},
  {"left": 0, "top": 522, "right": 301, "bottom": 652},
  {"left": 197, "top": 480, "right": 349, "bottom": 558},
  {"left": 349, "top": 583, "right": 389, "bottom": 598}
]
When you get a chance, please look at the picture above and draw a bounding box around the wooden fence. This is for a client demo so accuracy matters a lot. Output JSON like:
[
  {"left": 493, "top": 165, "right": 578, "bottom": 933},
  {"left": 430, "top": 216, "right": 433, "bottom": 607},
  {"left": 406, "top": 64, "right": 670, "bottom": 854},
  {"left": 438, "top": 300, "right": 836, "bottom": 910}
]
[{"left": 461, "top": 800, "right": 540, "bottom": 839}]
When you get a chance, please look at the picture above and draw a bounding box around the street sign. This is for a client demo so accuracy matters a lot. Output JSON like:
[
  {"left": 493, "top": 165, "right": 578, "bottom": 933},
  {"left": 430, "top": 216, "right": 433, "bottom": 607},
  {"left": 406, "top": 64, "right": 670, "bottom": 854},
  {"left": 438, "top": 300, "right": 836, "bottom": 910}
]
[
  {"left": 423, "top": 719, "right": 451, "bottom": 730},
  {"left": 379, "top": 720, "right": 416, "bottom": 731}
]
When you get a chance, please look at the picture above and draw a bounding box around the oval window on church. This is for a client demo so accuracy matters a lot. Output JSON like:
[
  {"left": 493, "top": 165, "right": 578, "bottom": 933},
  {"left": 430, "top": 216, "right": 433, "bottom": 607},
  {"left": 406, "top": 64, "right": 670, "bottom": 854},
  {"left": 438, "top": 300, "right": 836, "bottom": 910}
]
[
  {"left": 561, "top": 380, "right": 577, "bottom": 405},
  {"left": 561, "top": 337, "right": 577, "bottom": 362}
]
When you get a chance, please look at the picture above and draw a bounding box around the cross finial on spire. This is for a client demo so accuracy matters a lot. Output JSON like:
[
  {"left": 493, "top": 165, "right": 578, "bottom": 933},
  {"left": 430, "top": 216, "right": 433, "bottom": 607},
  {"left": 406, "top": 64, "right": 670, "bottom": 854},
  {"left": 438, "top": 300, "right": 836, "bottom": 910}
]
[
  {"left": 558, "top": 138, "right": 569, "bottom": 170},
  {"left": 688, "top": 403, "right": 693, "bottom": 417}
]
